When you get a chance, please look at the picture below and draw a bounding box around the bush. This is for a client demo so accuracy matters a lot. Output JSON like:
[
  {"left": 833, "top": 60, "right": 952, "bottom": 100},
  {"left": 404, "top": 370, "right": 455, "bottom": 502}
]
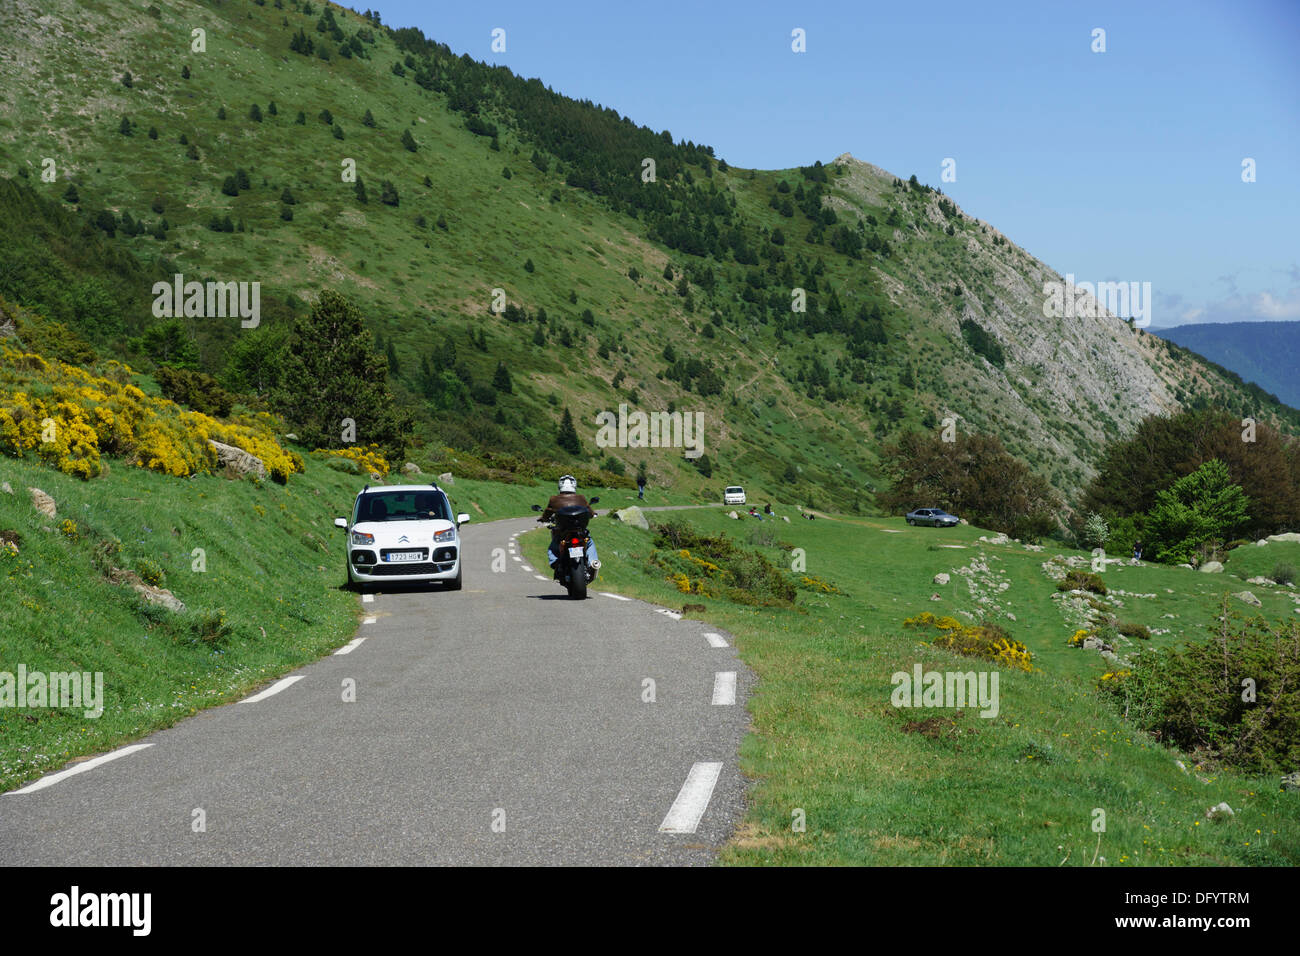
[
  {"left": 1273, "top": 562, "right": 1296, "bottom": 586},
  {"left": 155, "top": 365, "right": 235, "bottom": 418},
  {"left": 309, "top": 444, "right": 389, "bottom": 476},
  {"left": 1098, "top": 602, "right": 1300, "bottom": 773},
  {"left": 1117, "top": 620, "right": 1152, "bottom": 641},
  {"left": 651, "top": 520, "right": 796, "bottom": 606},
  {"left": 135, "top": 558, "right": 165, "bottom": 587},
  {"left": 1057, "top": 569, "right": 1108, "bottom": 594},
  {"left": 0, "top": 345, "right": 300, "bottom": 482},
  {"left": 902, "top": 612, "right": 1033, "bottom": 671},
  {"left": 1079, "top": 511, "right": 1110, "bottom": 550}
]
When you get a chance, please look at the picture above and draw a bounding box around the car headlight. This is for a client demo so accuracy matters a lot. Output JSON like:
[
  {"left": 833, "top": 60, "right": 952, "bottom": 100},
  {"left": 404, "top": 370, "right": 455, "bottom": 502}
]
[
  {"left": 351, "top": 530, "right": 375, "bottom": 545},
  {"left": 433, "top": 528, "right": 456, "bottom": 543}
]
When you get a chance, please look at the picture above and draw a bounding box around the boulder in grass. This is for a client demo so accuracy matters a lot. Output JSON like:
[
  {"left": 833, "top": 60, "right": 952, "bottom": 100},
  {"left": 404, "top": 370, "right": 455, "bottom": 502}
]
[
  {"left": 109, "top": 567, "right": 186, "bottom": 613},
  {"left": 933, "top": 572, "right": 950, "bottom": 585},
  {"left": 1199, "top": 561, "right": 1224, "bottom": 574},
  {"left": 612, "top": 506, "right": 649, "bottom": 530},
  {"left": 438, "top": 472, "right": 454, "bottom": 485},
  {"left": 1233, "top": 591, "right": 1262, "bottom": 607},
  {"left": 1, "top": 481, "right": 12, "bottom": 495},
  {"left": 1205, "top": 802, "right": 1234, "bottom": 821},
  {"left": 727, "top": 511, "right": 739, "bottom": 520},
  {"left": 208, "top": 440, "right": 266, "bottom": 479},
  {"left": 1267, "top": 532, "right": 1300, "bottom": 544},
  {"left": 28, "top": 487, "right": 56, "bottom": 518},
  {"left": 402, "top": 462, "right": 422, "bottom": 476},
  {"left": 1281, "top": 772, "right": 1300, "bottom": 793}
]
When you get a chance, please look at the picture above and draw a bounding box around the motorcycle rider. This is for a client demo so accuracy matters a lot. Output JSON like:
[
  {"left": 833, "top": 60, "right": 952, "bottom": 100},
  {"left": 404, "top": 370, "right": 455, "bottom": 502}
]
[{"left": 540, "top": 474, "right": 600, "bottom": 575}]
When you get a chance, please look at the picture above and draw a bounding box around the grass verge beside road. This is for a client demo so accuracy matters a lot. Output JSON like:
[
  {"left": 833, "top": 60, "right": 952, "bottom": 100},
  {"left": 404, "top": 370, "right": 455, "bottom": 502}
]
[{"left": 523, "top": 504, "right": 1300, "bottom": 865}]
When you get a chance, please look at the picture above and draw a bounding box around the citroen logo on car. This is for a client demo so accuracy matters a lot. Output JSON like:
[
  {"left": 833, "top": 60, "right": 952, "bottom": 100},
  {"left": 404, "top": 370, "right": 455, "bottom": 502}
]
[{"left": 398, "top": 535, "right": 409, "bottom": 544}]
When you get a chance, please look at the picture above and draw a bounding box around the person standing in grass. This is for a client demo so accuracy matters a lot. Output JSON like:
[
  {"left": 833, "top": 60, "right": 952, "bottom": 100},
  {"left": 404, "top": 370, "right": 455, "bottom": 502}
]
[{"left": 636, "top": 462, "right": 647, "bottom": 501}]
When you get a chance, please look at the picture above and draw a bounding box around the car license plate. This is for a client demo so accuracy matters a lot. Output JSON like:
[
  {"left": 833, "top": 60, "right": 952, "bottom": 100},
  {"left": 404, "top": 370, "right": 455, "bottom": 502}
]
[
  {"left": 386, "top": 551, "right": 423, "bottom": 563},
  {"left": 568, "top": 547, "right": 584, "bottom": 559}
]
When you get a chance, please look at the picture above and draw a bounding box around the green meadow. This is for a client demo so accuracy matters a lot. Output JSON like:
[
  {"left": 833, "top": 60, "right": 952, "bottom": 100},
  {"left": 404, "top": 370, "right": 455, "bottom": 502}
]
[{"left": 522, "top": 505, "right": 1300, "bottom": 865}]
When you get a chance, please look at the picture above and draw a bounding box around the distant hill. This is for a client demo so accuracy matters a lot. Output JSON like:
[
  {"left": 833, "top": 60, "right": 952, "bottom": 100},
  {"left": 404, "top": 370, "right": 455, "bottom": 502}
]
[{"left": 1155, "top": 322, "right": 1300, "bottom": 410}]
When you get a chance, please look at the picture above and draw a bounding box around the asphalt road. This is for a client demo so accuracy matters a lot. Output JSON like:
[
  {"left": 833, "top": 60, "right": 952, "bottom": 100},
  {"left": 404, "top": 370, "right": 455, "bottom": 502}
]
[{"left": 0, "top": 514, "right": 753, "bottom": 865}]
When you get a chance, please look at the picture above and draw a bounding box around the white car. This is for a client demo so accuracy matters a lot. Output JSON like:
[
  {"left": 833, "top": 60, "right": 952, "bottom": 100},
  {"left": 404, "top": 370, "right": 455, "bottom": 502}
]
[
  {"left": 723, "top": 485, "right": 746, "bottom": 506},
  {"left": 334, "top": 484, "right": 470, "bottom": 590}
]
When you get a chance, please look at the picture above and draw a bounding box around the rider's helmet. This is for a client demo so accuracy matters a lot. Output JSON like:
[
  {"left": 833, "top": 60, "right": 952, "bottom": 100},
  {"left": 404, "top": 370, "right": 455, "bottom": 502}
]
[{"left": 557, "top": 474, "right": 577, "bottom": 494}]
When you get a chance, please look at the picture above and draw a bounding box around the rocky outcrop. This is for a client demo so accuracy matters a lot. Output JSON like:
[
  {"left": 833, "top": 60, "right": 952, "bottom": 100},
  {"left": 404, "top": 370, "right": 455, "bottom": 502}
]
[
  {"left": 612, "top": 506, "right": 649, "bottom": 530},
  {"left": 108, "top": 567, "right": 186, "bottom": 613},
  {"left": 28, "top": 487, "right": 55, "bottom": 518},
  {"left": 207, "top": 440, "right": 266, "bottom": 479}
]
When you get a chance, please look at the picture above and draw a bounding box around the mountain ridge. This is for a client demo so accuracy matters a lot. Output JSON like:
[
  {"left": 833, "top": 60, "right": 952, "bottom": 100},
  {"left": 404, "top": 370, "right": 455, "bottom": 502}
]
[{"left": 0, "top": 0, "right": 1295, "bottom": 515}]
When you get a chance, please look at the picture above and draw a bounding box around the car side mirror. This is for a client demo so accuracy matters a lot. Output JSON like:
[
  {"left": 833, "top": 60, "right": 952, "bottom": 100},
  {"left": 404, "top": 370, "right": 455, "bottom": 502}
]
[
  {"left": 588, "top": 496, "right": 600, "bottom": 505},
  {"left": 531, "top": 504, "right": 542, "bottom": 512},
  {"left": 334, "top": 517, "right": 348, "bottom": 529},
  {"left": 457, "top": 513, "right": 470, "bottom": 526}
]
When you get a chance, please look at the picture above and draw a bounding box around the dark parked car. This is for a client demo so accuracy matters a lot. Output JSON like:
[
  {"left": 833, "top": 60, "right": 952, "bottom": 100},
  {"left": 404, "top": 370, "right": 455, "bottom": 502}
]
[{"left": 905, "top": 508, "right": 959, "bottom": 527}]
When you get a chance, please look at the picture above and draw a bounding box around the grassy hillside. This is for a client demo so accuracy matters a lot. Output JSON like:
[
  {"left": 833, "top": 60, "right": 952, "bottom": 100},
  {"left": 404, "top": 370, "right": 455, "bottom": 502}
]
[
  {"left": 522, "top": 507, "right": 1300, "bottom": 864},
  {"left": 1, "top": 0, "right": 1296, "bottom": 516}
]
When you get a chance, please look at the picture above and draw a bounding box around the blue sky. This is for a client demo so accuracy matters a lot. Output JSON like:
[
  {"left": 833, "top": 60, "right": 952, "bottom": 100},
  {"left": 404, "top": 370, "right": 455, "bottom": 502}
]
[{"left": 366, "top": 0, "right": 1299, "bottom": 328}]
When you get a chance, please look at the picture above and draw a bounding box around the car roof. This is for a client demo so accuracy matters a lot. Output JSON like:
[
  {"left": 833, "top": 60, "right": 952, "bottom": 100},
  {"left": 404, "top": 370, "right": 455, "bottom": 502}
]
[{"left": 356, "top": 484, "right": 445, "bottom": 496}]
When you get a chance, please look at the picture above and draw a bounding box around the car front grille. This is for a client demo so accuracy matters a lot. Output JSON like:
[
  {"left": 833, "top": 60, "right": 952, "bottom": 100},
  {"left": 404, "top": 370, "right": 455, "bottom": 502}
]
[{"left": 366, "top": 561, "right": 455, "bottom": 576}]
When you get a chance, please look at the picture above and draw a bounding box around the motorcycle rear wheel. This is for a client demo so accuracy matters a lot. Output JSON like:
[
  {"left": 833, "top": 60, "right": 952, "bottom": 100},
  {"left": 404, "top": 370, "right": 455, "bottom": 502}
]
[{"left": 568, "top": 571, "right": 588, "bottom": 600}]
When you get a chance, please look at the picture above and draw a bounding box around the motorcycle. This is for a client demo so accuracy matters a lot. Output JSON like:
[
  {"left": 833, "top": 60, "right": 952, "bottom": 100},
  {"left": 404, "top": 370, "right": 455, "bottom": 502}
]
[{"left": 531, "top": 496, "right": 599, "bottom": 599}]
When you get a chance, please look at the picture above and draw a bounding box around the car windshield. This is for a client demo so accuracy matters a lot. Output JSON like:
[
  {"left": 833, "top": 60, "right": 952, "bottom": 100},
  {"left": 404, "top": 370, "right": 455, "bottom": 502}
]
[
  {"left": 357, "top": 490, "right": 451, "bottom": 522},
  {"left": 726, "top": 487, "right": 743, "bottom": 494}
]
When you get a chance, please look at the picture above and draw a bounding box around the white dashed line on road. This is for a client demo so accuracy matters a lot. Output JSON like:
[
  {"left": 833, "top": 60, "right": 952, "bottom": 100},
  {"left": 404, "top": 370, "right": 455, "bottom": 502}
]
[
  {"left": 334, "top": 637, "right": 366, "bottom": 656},
  {"left": 361, "top": 594, "right": 374, "bottom": 604},
  {"left": 659, "top": 761, "right": 723, "bottom": 833},
  {"left": 711, "top": 671, "right": 737, "bottom": 705},
  {"left": 512, "top": 556, "right": 522, "bottom": 562},
  {"left": 534, "top": 574, "right": 547, "bottom": 581},
  {"left": 8, "top": 744, "right": 154, "bottom": 795},
  {"left": 240, "top": 675, "right": 304, "bottom": 704},
  {"left": 703, "top": 632, "right": 729, "bottom": 648},
  {"left": 600, "top": 593, "right": 631, "bottom": 601},
  {"left": 655, "top": 608, "right": 682, "bottom": 620},
  {"left": 363, "top": 616, "right": 376, "bottom": 625}
]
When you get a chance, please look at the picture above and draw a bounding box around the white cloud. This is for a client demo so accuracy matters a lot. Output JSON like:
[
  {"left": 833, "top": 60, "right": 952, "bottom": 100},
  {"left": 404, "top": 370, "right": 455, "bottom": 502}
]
[{"left": 1152, "top": 286, "right": 1300, "bottom": 328}]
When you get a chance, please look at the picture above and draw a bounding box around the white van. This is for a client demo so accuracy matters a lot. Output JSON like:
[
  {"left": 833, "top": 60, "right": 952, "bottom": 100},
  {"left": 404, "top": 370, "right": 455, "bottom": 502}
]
[{"left": 723, "top": 486, "right": 746, "bottom": 505}]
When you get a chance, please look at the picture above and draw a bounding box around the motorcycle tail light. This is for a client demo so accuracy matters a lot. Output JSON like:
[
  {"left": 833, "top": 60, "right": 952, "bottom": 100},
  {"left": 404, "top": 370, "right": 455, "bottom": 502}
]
[{"left": 571, "top": 537, "right": 581, "bottom": 546}]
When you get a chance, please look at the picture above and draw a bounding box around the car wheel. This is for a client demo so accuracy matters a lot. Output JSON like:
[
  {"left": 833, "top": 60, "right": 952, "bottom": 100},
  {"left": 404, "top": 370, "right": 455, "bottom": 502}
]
[
  {"left": 445, "top": 563, "right": 463, "bottom": 591},
  {"left": 906, "top": 518, "right": 914, "bottom": 526}
]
